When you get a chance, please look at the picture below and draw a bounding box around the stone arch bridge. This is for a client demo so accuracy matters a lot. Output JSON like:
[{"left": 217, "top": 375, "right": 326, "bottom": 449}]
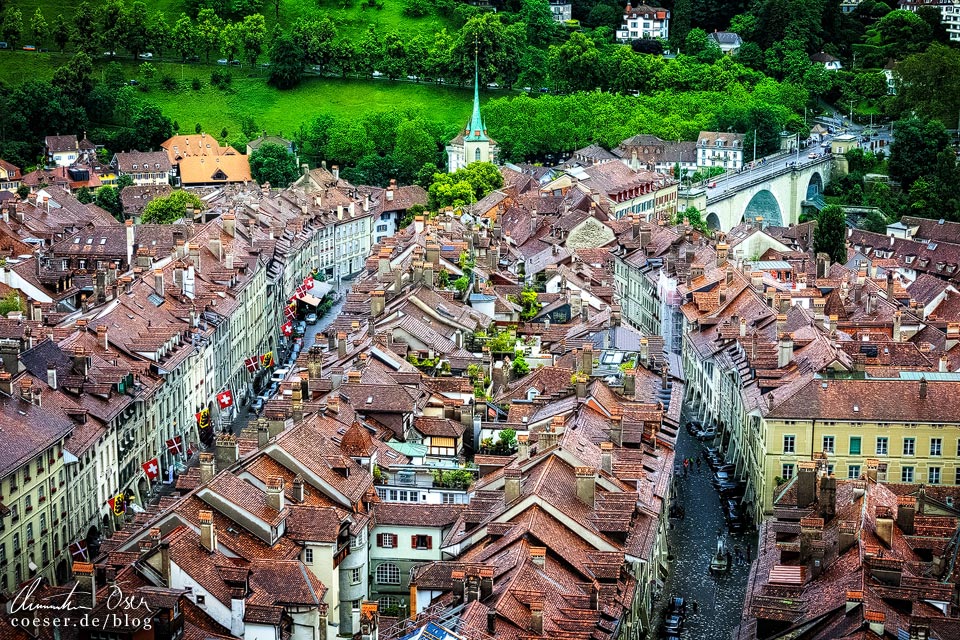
[{"left": 703, "top": 155, "right": 834, "bottom": 232}]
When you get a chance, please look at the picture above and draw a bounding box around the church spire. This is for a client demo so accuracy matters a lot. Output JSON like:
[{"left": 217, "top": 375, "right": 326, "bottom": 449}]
[{"left": 465, "top": 37, "right": 488, "bottom": 142}]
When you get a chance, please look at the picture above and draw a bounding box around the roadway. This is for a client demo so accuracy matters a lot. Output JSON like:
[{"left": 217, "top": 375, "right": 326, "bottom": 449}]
[{"left": 703, "top": 147, "right": 832, "bottom": 204}]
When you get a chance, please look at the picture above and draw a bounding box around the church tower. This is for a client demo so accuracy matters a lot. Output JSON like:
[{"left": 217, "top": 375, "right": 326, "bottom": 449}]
[{"left": 446, "top": 50, "right": 497, "bottom": 173}]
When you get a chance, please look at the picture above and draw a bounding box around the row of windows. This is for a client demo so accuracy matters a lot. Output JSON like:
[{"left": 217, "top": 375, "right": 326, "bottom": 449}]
[
  {"left": 376, "top": 533, "right": 433, "bottom": 550},
  {"left": 784, "top": 434, "right": 955, "bottom": 456},
  {"left": 782, "top": 463, "right": 958, "bottom": 485}
]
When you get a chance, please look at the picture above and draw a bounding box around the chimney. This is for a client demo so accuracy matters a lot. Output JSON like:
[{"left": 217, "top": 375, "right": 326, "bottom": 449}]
[
  {"left": 425, "top": 243, "right": 440, "bottom": 266},
  {"left": 223, "top": 213, "right": 235, "bottom": 237},
  {"left": 600, "top": 442, "right": 613, "bottom": 474},
  {"left": 96, "top": 324, "right": 108, "bottom": 350},
  {"left": 640, "top": 337, "right": 648, "bottom": 363},
  {"left": 893, "top": 310, "right": 902, "bottom": 342},
  {"left": 919, "top": 376, "right": 927, "bottom": 400},
  {"left": 839, "top": 522, "right": 859, "bottom": 555},
  {"left": 816, "top": 252, "right": 830, "bottom": 278},
  {"left": 896, "top": 496, "right": 916, "bottom": 535},
  {"left": 750, "top": 271, "right": 763, "bottom": 292},
  {"left": 778, "top": 335, "right": 794, "bottom": 368},
  {"left": 209, "top": 237, "right": 222, "bottom": 262},
  {"left": 72, "top": 346, "right": 90, "bottom": 377},
  {"left": 266, "top": 477, "right": 285, "bottom": 513},
  {"left": 125, "top": 219, "right": 134, "bottom": 267},
  {"left": 199, "top": 453, "right": 216, "bottom": 483},
  {"left": 199, "top": 509, "right": 217, "bottom": 552},
  {"left": 332, "top": 165, "right": 339, "bottom": 181},
  {"left": 517, "top": 434, "right": 529, "bottom": 461},
  {"left": 423, "top": 262, "right": 434, "bottom": 289},
  {"left": 799, "top": 516, "right": 823, "bottom": 564},
  {"left": 154, "top": 269, "right": 164, "bottom": 297},
  {"left": 257, "top": 421, "right": 270, "bottom": 449},
  {"left": 631, "top": 215, "right": 640, "bottom": 238},
  {"left": 465, "top": 575, "right": 480, "bottom": 603},
  {"left": 776, "top": 314, "right": 787, "bottom": 336},
  {"left": 623, "top": 369, "right": 635, "bottom": 397},
  {"left": 820, "top": 474, "right": 836, "bottom": 520},
  {"left": 886, "top": 271, "right": 895, "bottom": 300},
  {"left": 504, "top": 467, "right": 521, "bottom": 504},
  {"left": 215, "top": 435, "right": 239, "bottom": 469},
  {"left": 452, "top": 570, "right": 465, "bottom": 602},
  {"left": 875, "top": 508, "right": 894, "bottom": 548},
  {"left": 581, "top": 344, "right": 593, "bottom": 376},
  {"left": 865, "top": 292, "right": 874, "bottom": 315},
  {"left": 739, "top": 316, "right": 747, "bottom": 337},
  {"left": 716, "top": 243, "right": 728, "bottom": 267},
  {"left": 909, "top": 624, "right": 930, "bottom": 640},
  {"left": 866, "top": 459, "right": 879, "bottom": 483},
  {"left": 292, "top": 475, "right": 305, "bottom": 502},
  {"left": 338, "top": 332, "right": 347, "bottom": 358},
  {"left": 72, "top": 562, "right": 97, "bottom": 609},
  {"left": 575, "top": 467, "right": 596, "bottom": 508},
  {"left": 486, "top": 610, "right": 496, "bottom": 635},
  {"left": 479, "top": 567, "right": 493, "bottom": 600},
  {"left": 940, "top": 355, "right": 949, "bottom": 372},
  {"left": 796, "top": 461, "right": 817, "bottom": 507},
  {"left": 639, "top": 225, "right": 651, "bottom": 249},
  {"left": 529, "top": 601, "right": 543, "bottom": 635},
  {"left": 866, "top": 611, "right": 885, "bottom": 636}
]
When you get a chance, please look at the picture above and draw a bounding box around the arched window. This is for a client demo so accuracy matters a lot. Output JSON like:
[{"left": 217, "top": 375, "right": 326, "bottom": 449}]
[
  {"left": 474, "top": 148, "right": 481, "bottom": 161},
  {"left": 376, "top": 563, "right": 401, "bottom": 584}
]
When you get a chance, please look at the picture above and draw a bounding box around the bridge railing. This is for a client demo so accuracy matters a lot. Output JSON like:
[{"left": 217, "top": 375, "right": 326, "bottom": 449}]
[{"left": 704, "top": 155, "right": 832, "bottom": 204}]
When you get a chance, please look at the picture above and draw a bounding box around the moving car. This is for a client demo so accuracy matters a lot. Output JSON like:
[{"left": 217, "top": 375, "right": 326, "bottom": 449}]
[{"left": 305, "top": 312, "right": 318, "bottom": 325}]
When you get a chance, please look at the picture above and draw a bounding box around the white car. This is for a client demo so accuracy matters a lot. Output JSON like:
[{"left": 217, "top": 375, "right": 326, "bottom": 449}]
[
  {"left": 406, "top": 74, "right": 418, "bottom": 81},
  {"left": 104, "top": 51, "right": 116, "bottom": 57},
  {"left": 217, "top": 58, "right": 229, "bottom": 65},
  {"left": 371, "top": 70, "right": 384, "bottom": 78},
  {"left": 139, "top": 52, "right": 153, "bottom": 59},
  {"left": 486, "top": 82, "right": 500, "bottom": 89}
]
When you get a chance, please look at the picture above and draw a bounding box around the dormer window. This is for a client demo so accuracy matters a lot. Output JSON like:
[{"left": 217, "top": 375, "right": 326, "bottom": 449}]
[
  {"left": 716, "top": 140, "right": 722, "bottom": 147},
  {"left": 132, "top": 164, "right": 138, "bottom": 170},
  {"left": 905, "top": 255, "right": 915, "bottom": 264}
]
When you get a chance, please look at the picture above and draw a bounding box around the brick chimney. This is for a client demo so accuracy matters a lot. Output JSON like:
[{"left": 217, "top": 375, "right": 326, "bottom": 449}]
[
  {"left": 896, "top": 496, "right": 916, "bottom": 535},
  {"left": 215, "top": 434, "right": 239, "bottom": 470},
  {"left": 154, "top": 269, "right": 164, "bottom": 297},
  {"left": 517, "top": 434, "right": 529, "bottom": 461},
  {"left": 778, "top": 335, "right": 794, "bottom": 368},
  {"left": 199, "top": 509, "right": 217, "bottom": 552},
  {"left": 919, "top": 376, "right": 927, "bottom": 400},
  {"left": 581, "top": 344, "right": 593, "bottom": 376},
  {"left": 96, "top": 324, "right": 108, "bottom": 350},
  {"left": 72, "top": 562, "right": 97, "bottom": 609},
  {"left": 875, "top": 507, "right": 894, "bottom": 548},
  {"left": 796, "top": 461, "right": 817, "bottom": 507},
  {"left": 839, "top": 521, "right": 859, "bottom": 554},
  {"left": 799, "top": 516, "right": 823, "bottom": 564},
  {"left": 266, "top": 477, "right": 285, "bottom": 513},
  {"left": 600, "top": 442, "right": 613, "bottom": 474},
  {"left": 199, "top": 453, "right": 216, "bottom": 484},
  {"left": 292, "top": 475, "right": 305, "bottom": 502},
  {"left": 370, "top": 290, "right": 385, "bottom": 317},
  {"left": 820, "top": 474, "right": 836, "bottom": 520},
  {"left": 504, "top": 467, "right": 521, "bottom": 504},
  {"left": 716, "top": 243, "right": 728, "bottom": 267},
  {"left": 575, "top": 466, "right": 596, "bottom": 508},
  {"left": 338, "top": 332, "right": 347, "bottom": 358},
  {"left": 479, "top": 567, "right": 493, "bottom": 600}
]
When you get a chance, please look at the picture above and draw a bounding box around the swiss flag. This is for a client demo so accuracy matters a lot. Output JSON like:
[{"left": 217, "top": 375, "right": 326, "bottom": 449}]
[
  {"left": 244, "top": 356, "right": 260, "bottom": 373},
  {"left": 303, "top": 275, "right": 314, "bottom": 289},
  {"left": 217, "top": 389, "right": 234, "bottom": 409},
  {"left": 281, "top": 321, "right": 293, "bottom": 337},
  {"left": 142, "top": 458, "right": 160, "bottom": 481},
  {"left": 166, "top": 436, "right": 183, "bottom": 455},
  {"left": 69, "top": 540, "right": 88, "bottom": 561}
]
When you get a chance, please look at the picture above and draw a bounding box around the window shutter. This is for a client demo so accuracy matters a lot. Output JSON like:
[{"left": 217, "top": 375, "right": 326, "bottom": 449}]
[
  {"left": 411, "top": 535, "right": 418, "bottom": 548},
  {"left": 391, "top": 534, "right": 398, "bottom": 547},
  {"left": 426, "top": 536, "right": 433, "bottom": 550},
  {"left": 376, "top": 533, "right": 384, "bottom": 547}
]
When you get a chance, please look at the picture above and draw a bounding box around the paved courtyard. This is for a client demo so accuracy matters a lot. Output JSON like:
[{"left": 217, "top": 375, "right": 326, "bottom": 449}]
[{"left": 651, "top": 407, "right": 757, "bottom": 639}]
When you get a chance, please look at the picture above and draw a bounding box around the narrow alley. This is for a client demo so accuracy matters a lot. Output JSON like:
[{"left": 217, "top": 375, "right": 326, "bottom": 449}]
[{"left": 651, "top": 407, "right": 758, "bottom": 639}]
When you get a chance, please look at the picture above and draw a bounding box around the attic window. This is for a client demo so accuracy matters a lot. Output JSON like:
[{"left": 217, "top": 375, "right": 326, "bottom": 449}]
[
  {"left": 73, "top": 238, "right": 80, "bottom": 244},
  {"left": 100, "top": 238, "right": 106, "bottom": 245},
  {"left": 147, "top": 293, "right": 165, "bottom": 307},
  {"left": 928, "top": 242, "right": 937, "bottom": 250},
  {"left": 366, "top": 396, "right": 373, "bottom": 404},
  {"left": 196, "top": 595, "right": 205, "bottom": 605},
  {"left": 853, "top": 405, "right": 859, "bottom": 412},
  {"left": 132, "top": 164, "right": 138, "bottom": 170}
]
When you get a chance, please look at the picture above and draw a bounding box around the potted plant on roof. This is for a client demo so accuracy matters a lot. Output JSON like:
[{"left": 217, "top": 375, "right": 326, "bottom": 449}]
[{"left": 572, "top": 371, "right": 589, "bottom": 398}]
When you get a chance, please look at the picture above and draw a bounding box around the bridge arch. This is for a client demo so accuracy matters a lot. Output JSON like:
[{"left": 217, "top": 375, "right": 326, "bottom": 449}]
[
  {"left": 706, "top": 212, "right": 721, "bottom": 231},
  {"left": 806, "top": 172, "right": 823, "bottom": 200},
  {"left": 741, "top": 189, "right": 783, "bottom": 228}
]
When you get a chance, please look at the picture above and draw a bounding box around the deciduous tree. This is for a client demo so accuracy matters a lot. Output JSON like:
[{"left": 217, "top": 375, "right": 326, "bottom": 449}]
[
  {"left": 250, "top": 142, "right": 298, "bottom": 187},
  {"left": 813, "top": 204, "right": 848, "bottom": 265},
  {"left": 268, "top": 31, "right": 304, "bottom": 88},
  {"left": 142, "top": 190, "right": 206, "bottom": 223}
]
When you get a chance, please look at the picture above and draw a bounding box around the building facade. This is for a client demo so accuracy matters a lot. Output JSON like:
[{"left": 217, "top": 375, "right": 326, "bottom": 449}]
[{"left": 616, "top": 3, "right": 670, "bottom": 42}]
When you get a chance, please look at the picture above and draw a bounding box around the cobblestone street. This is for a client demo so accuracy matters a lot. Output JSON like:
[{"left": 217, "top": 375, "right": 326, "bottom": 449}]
[{"left": 651, "top": 406, "right": 757, "bottom": 639}]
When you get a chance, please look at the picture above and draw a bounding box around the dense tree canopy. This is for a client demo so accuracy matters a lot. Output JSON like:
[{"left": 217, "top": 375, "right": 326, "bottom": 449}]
[
  {"left": 142, "top": 190, "right": 206, "bottom": 223},
  {"left": 249, "top": 142, "right": 299, "bottom": 187},
  {"left": 813, "top": 205, "right": 848, "bottom": 265}
]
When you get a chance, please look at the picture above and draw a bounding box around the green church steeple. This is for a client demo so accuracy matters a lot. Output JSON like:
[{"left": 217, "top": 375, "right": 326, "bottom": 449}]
[{"left": 465, "top": 45, "right": 488, "bottom": 142}]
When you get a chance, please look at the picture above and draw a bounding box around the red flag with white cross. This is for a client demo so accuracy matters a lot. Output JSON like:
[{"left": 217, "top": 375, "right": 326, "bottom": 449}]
[
  {"left": 244, "top": 356, "right": 260, "bottom": 373},
  {"left": 282, "top": 321, "right": 293, "bottom": 337},
  {"left": 216, "top": 389, "right": 234, "bottom": 409},
  {"left": 141, "top": 458, "right": 160, "bottom": 481},
  {"left": 166, "top": 436, "right": 183, "bottom": 455}
]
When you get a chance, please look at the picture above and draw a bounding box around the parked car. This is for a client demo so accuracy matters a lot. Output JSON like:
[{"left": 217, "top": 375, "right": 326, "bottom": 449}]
[
  {"left": 706, "top": 452, "right": 725, "bottom": 469},
  {"left": 713, "top": 464, "right": 736, "bottom": 475},
  {"left": 807, "top": 152, "right": 818, "bottom": 159},
  {"left": 22, "top": 44, "right": 36, "bottom": 51},
  {"left": 251, "top": 397, "right": 264, "bottom": 412},
  {"left": 717, "top": 482, "right": 746, "bottom": 497},
  {"left": 270, "top": 367, "right": 290, "bottom": 383},
  {"left": 103, "top": 50, "right": 117, "bottom": 57},
  {"left": 294, "top": 321, "right": 306, "bottom": 337},
  {"left": 406, "top": 74, "right": 419, "bottom": 81},
  {"left": 0, "top": 42, "right": 8, "bottom": 49},
  {"left": 371, "top": 70, "right": 384, "bottom": 77},
  {"left": 713, "top": 470, "right": 732, "bottom": 485},
  {"left": 486, "top": 82, "right": 500, "bottom": 89},
  {"left": 707, "top": 181, "right": 717, "bottom": 188},
  {"left": 696, "top": 427, "right": 718, "bottom": 440},
  {"left": 139, "top": 52, "right": 153, "bottom": 59},
  {"left": 663, "top": 613, "right": 684, "bottom": 634},
  {"left": 229, "top": 59, "right": 241, "bottom": 65},
  {"left": 305, "top": 312, "right": 318, "bottom": 325},
  {"left": 685, "top": 420, "right": 702, "bottom": 435},
  {"left": 217, "top": 58, "right": 229, "bottom": 65}
]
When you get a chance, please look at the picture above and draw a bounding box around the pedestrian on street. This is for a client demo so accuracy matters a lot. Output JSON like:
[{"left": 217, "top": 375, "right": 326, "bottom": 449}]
[
  {"left": 746, "top": 545, "right": 752, "bottom": 563},
  {"left": 696, "top": 458, "right": 701, "bottom": 471},
  {"left": 691, "top": 600, "right": 699, "bottom": 614}
]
